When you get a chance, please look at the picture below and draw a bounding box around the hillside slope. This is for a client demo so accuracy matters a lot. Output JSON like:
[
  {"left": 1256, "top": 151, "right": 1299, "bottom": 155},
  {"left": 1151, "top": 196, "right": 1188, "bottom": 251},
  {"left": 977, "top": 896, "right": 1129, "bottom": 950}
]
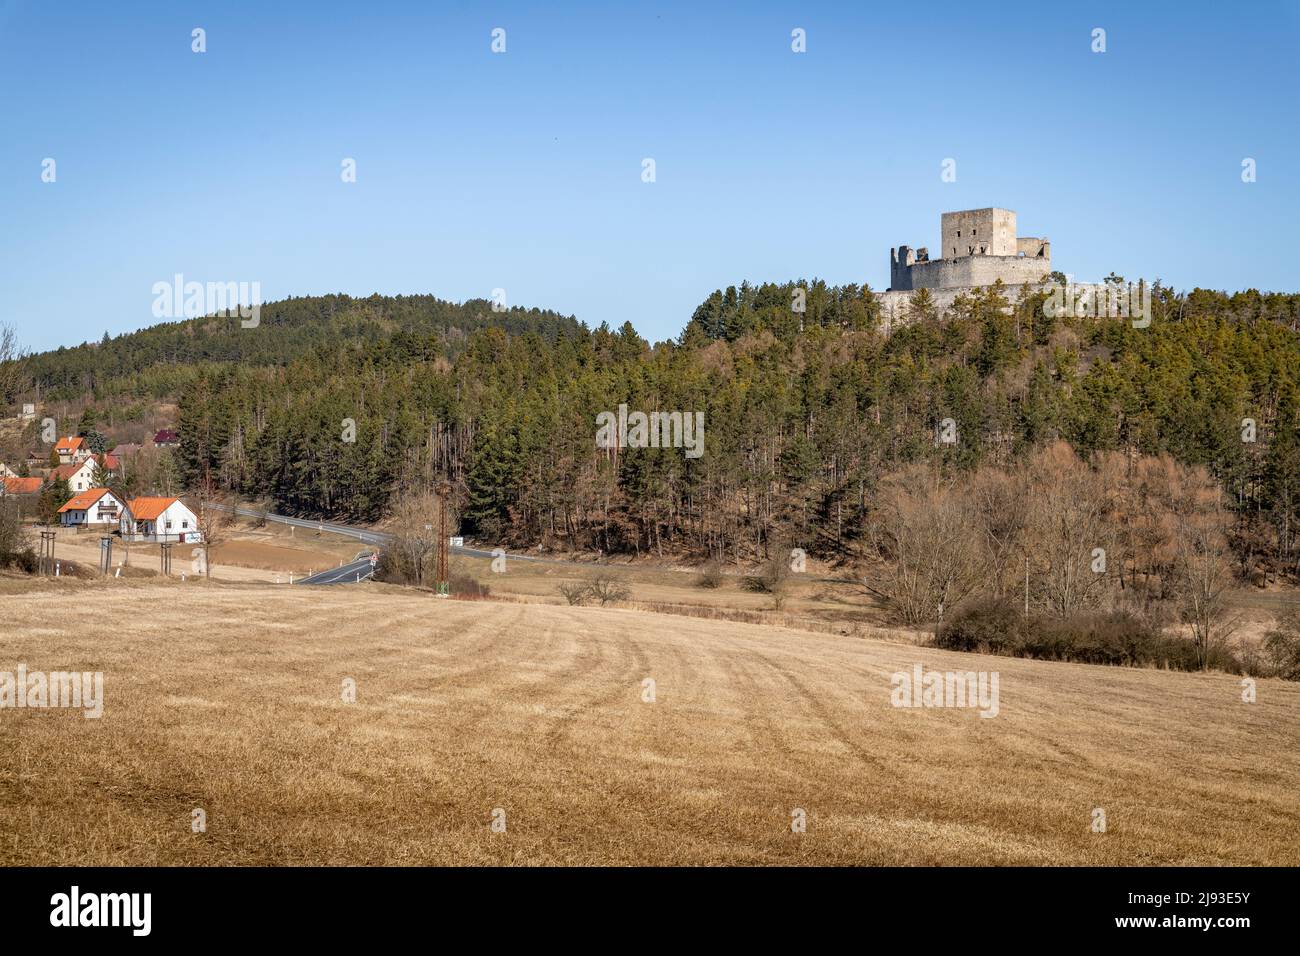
[{"left": 1, "top": 583, "right": 1295, "bottom": 865}]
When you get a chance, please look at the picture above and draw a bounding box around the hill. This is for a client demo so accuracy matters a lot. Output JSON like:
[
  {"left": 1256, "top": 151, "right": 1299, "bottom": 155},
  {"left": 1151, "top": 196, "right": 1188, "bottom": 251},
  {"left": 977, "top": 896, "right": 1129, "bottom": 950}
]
[{"left": 23, "top": 293, "right": 584, "bottom": 401}]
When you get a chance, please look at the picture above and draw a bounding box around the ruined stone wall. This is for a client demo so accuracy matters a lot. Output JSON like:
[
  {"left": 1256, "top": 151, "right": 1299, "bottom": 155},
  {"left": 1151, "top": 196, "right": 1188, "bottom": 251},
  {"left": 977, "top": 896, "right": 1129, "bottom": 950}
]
[
  {"left": 875, "top": 282, "right": 1109, "bottom": 334},
  {"left": 891, "top": 253, "right": 1051, "bottom": 291}
]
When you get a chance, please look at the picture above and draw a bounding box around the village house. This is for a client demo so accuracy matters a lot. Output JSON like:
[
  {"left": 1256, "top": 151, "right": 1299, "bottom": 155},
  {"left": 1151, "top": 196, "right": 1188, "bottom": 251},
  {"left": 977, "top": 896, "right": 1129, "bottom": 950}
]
[
  {"left": 57, "top": 488, "right": 125, "bottom": 528},
  {"left": 50, "top": 458, "right": 98, "bottom": 494},
  {"left": 0, "top": 461, "right": 16, "bottom": 478},
  {"left": 120, "top": 496, "right": 202, "bottom": 543},
  {"left": 152, "top": 429, "right": 179, "bottom": 449},
  {"left": 24, "top": 450, "right": 48, "bottom": 473},
  {"left": 54, "top": 436, "right": 92, "bottom": 465}
]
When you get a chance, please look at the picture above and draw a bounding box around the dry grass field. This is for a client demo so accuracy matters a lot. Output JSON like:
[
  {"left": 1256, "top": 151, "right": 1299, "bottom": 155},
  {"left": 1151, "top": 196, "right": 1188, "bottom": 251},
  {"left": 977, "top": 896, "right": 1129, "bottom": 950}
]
[{"left": 1, "top": 580, "right": 1298, "bottom": 866}]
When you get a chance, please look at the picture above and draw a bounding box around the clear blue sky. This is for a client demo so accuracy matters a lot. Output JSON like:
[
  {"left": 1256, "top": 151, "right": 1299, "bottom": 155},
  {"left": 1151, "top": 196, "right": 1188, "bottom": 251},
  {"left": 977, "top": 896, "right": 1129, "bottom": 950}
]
[{"left": 2, "top": 0, "right": 1297, "bottom": 352}]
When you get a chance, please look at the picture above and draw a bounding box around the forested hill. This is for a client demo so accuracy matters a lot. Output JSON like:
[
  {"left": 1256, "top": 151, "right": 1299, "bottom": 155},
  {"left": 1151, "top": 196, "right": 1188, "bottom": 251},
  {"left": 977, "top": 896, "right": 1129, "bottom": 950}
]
[
  {"left": 13, "top": 280, "right": 1300, "bottom": 577},
  {"left": 28, "top": 293, "right": 583, "bottom": 399}
]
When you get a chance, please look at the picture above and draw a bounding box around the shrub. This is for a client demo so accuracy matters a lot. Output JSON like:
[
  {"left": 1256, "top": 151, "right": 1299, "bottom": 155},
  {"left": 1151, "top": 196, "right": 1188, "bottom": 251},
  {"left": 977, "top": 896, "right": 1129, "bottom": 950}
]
[
  {"left": 934, "top": 600, "right": 1238, "bottom": 673},
  {"left": 559, "top": 581, "right": 592, "bottom": 605},
  {"left": 559, "top": 574, "right": 630, "bottom": 606},
  {"left": 588, "top": 573, "right": 630, "bottom": 606},
  {"left": 449, "top": 572, "right": 490, "bottom": 599},
  {"left": 934, "top": 598, "right": 1025, "bottom": 654},
  {"left": 696, "top": 561, "right": 724, "bottom": 589},
  {"left": 1263, "top": 613, "right": 1300, "bottom": 681},
  {"left": 4, "top": 546, "right": 38, "bottom": 574}
]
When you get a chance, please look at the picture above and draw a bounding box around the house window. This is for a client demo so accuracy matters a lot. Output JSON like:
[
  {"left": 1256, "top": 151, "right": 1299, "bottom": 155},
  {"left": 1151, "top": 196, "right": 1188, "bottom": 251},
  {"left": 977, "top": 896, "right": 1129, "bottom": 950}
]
[
  {"left": 182, "top": 521, "right": 189, "bottom": 529},
  {"left": 165, "top": 520, "right": 172, "bottom": 529}
]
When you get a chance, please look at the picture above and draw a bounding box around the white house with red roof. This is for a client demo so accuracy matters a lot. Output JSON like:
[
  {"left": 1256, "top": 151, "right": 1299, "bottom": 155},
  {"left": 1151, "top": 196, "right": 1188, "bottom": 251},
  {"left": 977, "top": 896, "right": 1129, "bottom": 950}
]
[
  {"left": 57, "top": 488, "right": 125, "bottom": 527},
  {"left": 50, "top": 458, "right": 98, "bottom": 494},
  {"left": 120, "top": 496, "right": 202, "bottom": 543},
  {"left": 54, "top": 436, "right": 91, "bottom": 465}
]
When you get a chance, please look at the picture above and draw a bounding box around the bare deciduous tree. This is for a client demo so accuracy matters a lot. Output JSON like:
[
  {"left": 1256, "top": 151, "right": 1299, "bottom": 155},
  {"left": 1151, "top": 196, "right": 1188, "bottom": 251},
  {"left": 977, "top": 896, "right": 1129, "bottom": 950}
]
[
  {"left": 389, "top": 488, "right": 442, "bottom": 587},
  {"left": 866, "top": 465, "right": 983, "bottom": 625},
  {"left": 1172, "top": 509, "right": 1238, "bottom": 670},
  {"left": 1024, "top": 443, "right": 1115, "bottom": 617},
  {"left": 194, "top": 476, "right": 234, "bottom": 582},
  {"left": 0, "top": 323, "right": 29, "bottom": 405}
]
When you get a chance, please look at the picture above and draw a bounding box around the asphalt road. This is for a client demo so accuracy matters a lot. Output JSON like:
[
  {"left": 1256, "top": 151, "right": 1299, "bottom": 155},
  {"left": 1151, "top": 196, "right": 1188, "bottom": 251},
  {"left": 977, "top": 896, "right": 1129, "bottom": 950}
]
[
  {"left": 297, "top": 556, "right": 379, "bottom": 586},
  {"left": 208, "top": 503, "right": 849, "bottom": 587}
]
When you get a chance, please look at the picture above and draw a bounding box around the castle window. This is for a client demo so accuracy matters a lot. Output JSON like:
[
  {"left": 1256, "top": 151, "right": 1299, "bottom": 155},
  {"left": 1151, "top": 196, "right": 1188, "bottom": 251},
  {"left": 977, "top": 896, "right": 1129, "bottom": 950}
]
[{"left": 957, "top": 231, "right": 960, "bottom": 237}]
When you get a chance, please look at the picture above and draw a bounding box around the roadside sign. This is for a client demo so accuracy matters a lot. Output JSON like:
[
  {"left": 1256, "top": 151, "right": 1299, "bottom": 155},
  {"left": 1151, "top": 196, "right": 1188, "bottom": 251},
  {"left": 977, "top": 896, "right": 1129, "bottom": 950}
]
[
  {"left": 369, "top": 553, "right": 378, "bottom": 568},
  {"left": 449, "top": 536, "right": 464, "bottom": 548}
]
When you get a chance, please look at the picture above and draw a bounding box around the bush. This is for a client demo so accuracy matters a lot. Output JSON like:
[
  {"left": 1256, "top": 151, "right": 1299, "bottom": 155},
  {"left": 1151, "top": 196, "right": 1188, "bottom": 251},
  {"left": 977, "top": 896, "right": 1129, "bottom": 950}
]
[
  {"left": 696, "top": 561, "right": 724, "bottom": 589},
  {"left": 1263, "top": 613, "right": 1300, "bottom": 681},
  {"left": 449, "top": 572, "right": 490, "bottom": 599},
  {"left": 4, "top": 547, "right": 38, "bottom": 574},
  {"left": 934, "top": 600, "right": 1236, "bottom": 673},
  {"left": 559, "top": 581, "right": 592, "bottom": 605},
  {"left": 559, "top": 573, "right": 630, "bottom": 606},
  {"left": 934, "top": 598, "right": 1025, "bottom": 654},
  {"left": 588, "top": 573, "right": 630, "bottom": 606}
]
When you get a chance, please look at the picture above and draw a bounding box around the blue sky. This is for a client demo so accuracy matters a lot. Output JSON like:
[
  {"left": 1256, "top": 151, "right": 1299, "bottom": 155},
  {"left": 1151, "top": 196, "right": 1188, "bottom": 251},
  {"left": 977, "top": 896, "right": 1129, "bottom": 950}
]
[{"left": 2, "top": 0, "right": 1297, "bottom": 352}]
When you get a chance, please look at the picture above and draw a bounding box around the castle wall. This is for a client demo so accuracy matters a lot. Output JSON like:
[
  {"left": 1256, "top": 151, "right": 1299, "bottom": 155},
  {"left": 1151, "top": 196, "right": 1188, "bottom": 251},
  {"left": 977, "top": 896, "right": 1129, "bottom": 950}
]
[
  {"left": 891, "top": 254, "right": 1052, "bottom": 291},
  {"left": 875, "top": 282, "right": 1109, "bottom": 334},
  {"left": 1017, "top": 236, "right": 1050, "bottom": 259}
]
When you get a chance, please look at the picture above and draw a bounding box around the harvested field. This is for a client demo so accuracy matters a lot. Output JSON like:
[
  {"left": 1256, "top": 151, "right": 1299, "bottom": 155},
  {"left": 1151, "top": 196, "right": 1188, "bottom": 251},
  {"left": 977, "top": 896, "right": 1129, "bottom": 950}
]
[{"left": 1, "top": 582, "right": 1297, "bottom": 865}]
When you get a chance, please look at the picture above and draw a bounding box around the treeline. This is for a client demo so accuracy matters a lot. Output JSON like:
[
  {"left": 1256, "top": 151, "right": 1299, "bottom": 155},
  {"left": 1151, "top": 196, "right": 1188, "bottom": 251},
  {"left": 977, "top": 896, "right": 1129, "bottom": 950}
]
[
  {"left": 16, "top": 283, "right": 1300, "bottom": 583},
  {"left": 22, "top": 294, "right": 583, "bottom": 402}
]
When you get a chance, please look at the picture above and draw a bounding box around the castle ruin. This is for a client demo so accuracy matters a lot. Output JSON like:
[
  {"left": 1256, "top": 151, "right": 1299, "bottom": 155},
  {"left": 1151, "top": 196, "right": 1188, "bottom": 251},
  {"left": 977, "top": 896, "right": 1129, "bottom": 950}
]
[{"left": 889, "top": 208, "right": 1051, "bottom": 292}]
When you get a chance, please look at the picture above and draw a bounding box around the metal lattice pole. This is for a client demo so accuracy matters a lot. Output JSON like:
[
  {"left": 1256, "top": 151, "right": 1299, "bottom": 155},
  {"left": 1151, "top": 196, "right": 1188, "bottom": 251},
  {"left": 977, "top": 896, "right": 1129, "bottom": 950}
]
[{"left": 435, "top": 480, "right": 452, "bottom": 598}]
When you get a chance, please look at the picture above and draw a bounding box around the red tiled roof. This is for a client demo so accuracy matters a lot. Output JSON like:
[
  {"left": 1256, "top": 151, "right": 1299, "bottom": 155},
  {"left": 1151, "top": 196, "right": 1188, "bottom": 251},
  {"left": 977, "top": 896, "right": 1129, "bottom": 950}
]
[
  {"left": 1, "top": 477, "right": 42, "bottom": 495},
  {"left": 153, "top": 429, "right": 179, "bottom": 443},
  {"left": 126, "top": 496, "right": 178, "bottom": 521},
  {"left": 58, "top": 488, "right": 112, "bottom": 513},
  {"left": 54, "top": 436, "right": 84, "bottom": 453},
  {"left": 50, "top": 461, "right": 91, "bottom": 482}
]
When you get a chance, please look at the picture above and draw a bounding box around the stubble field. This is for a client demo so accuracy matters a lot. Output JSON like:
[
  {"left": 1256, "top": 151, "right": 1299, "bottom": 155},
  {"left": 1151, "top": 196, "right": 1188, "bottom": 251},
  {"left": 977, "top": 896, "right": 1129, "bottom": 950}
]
[{"left": 1, "top": 581, "right": 1297, "bottom": 865}]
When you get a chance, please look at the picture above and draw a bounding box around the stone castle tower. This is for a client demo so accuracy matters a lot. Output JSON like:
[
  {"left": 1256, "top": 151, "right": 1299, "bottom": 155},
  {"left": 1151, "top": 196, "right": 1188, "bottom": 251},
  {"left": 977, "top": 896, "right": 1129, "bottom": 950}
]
[{"left": 889, "top": 208, "right": 1050, "bottom": 291}]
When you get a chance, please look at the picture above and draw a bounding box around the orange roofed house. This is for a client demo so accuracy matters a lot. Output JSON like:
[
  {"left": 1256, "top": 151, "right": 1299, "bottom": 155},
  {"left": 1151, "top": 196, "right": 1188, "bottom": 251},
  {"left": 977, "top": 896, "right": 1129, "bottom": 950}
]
[
  {"left": 54, "top": 436, "right": 91, "bottom": 465},
  {"left": 57, "top": 488, "right": 125, "bottom": 528},
  {"left": 119, "top": 496, "right": 202, "bottom": 543}
]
